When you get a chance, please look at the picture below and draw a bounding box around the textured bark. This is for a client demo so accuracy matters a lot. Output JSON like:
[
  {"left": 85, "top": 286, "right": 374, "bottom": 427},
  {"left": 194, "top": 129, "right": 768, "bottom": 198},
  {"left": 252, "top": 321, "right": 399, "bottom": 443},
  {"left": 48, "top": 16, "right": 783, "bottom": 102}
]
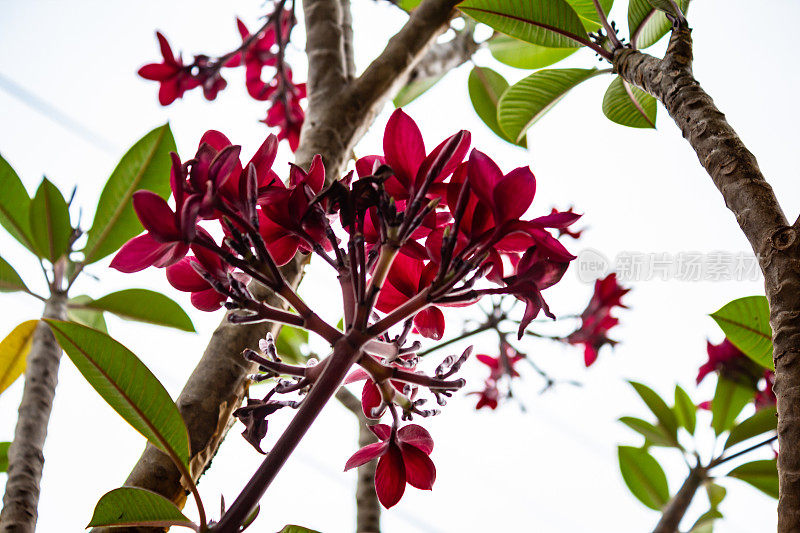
[
  {"left": 336, "top": 389, "right": 381, "bottom": 533},
  {"left": 0, "top": 294, "right": 67, "bottom": 533},
  {"left": 96, "top": 2, "right": 459, "bottom": 531},
  {"left": 651, "top": 466, "right": 706, "bottom": 533},
  {"left": 403, "top": 25, "right": 479, "bottom": 87},
  {"left": 614, "top": 27, "right": 800, "bottom": 532}
]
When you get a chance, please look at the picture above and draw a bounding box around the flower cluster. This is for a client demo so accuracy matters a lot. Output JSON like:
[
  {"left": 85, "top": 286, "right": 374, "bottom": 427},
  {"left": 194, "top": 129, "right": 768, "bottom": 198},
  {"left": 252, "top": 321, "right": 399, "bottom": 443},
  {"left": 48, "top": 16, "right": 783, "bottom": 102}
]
[
  {"left": 697, "top": 338, "right": 775, "bottom": 410},
  {"left": 471, "top": 342, "right": 524, "bottom": 410},
  {"left": 566, "top": 274, "right": 629, "bottom": 366},
  {"left": 113, "top": 108, "right": 579, "bottom": 509},
  {"left": 138, "top": 2, "right": 305, "bottom": 150}
]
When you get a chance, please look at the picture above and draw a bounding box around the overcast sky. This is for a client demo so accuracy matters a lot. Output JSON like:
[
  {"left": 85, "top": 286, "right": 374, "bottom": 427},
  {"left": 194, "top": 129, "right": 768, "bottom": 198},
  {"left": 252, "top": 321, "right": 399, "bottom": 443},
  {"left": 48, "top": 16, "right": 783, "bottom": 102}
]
[{"left": 1, "top": 1, "right": 798, "bottom": 532}]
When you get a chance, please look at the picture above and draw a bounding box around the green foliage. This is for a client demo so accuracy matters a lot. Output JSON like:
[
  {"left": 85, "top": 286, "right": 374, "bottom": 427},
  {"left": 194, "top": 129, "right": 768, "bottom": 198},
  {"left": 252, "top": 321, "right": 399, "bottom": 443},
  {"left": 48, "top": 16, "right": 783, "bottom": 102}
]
[
  {"left": 564, "top": 0, "right": 614, "bottom": 31},
  {"left": 673, "top": 385, "right": 696, "bottom": 434},
  {"left": 706, "top": 482, "right": 726, "bottom": 509},
  {"left": 83, "top": 124, "right": 176, "bottom": 264},
  {"left": 459, "top": 0, "right": 588, "bottom": 48},
  {"left": 628, "top": 381, "right": 679, "bottom": 441},
  {"left": 277, "top": 526, "right": 322, "bottom": 533},
  {"left": 727, "top": 459, "right": 778, "bottom": 499},
  {"left": 275, "top": 325, "right": 309, "bottom": 365},
  {"left": 394, "top": 74, "right": 445, "bottom": 108},
  {"left": 602, "top": 76, "right": 657, "bottom": 128},
  {"left": 488, "top": 35, "right": 577, "bottom": 70},
  {"left": 468, "top": 67, "right": 525, "bottom": 147},
  {"left": 0, "top": 153, "right": 36, "bottom": 252},
  {"left": 29, "top": 178, "right": 72, "bottom": 262},
  {"left": 724, "top": 406, "right": 777, "bottom": 450},
  {"left": 67, "top": 295, "right": 108, "bottom": 333},
  {"left": 88, "top": 487, "right": 196, "bottom": 530},
  {"left": 46, "top": 320, "right": 191, "bottom": 466},
  {"left": 0, "top": 256, "right": 28, "bottom": 293},
  {"left": 711, "top": 296, "right": 773, "bottom": 370},
  {"left": 0, "top": 441, "right": 9, "bottom": 473},
  {"left": 619, "top": 416, "right": 676, "bottom": 447},
  {"left": 711, "top": 377, "right": 753, "bottom": 436},
  {"left": 498, "top": 68, "right": 602, "bottom": 143},
  {"left": 78, "top": 289, "right": 195, "bottom": 332},
  {"left": 618, "top": 445, "right": 670, "bottom": 510},
  {"left": 0, "top": 320, "right": 38, "bottom": 396},
  {"left": 628, "top": 0, "right": 690, "bottom": 49}
]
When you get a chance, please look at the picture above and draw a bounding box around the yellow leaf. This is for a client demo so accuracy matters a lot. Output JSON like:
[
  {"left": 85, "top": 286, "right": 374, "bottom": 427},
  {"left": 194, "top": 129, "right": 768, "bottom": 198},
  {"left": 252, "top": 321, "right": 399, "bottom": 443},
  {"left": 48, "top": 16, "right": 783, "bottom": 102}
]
[{"left": 0, "top": 320, "right": 38, "bottom": 395}]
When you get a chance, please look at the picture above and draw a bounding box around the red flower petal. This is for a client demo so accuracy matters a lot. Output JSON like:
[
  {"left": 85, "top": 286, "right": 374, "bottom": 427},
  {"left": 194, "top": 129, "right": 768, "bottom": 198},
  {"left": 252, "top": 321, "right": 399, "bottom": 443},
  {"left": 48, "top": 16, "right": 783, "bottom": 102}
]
[
  {"left": 383, "top": 109, "right": 425, "bottom": 189},
  {"left": 344, "top": 441, "right": 389, "bottom": 471},
  {"left": 413, "top": 307, "right": 445, "bottom": 340},
  {"left": 375, "top": 445, "right": 406, "bottom": 508},
  {"left": 190, "top": 288, "right": 226, "bottom": 312},
  {"left": 132, "top": 190, "right": 180, "bottom": 241},
  {"left": 400, "top": 444, "right": 436, "bottom": 490},
  {"left": 344, "top": 368, "right": 370, "bottom": 384},
  {"left": 110, "top": 234, "right": 170, "bottom": 273},
  {"left": 362, "top": 379, "right": 383, "bottom": 419},
  {"left": 138, "top": 63, "right": 174, "bottom": 81},
  {"left": 370, "top": 424, "right": 392, "bottom": 441},
  {"left": 493, "top": 167, "right": 535, "bottom": 223},
  {"left": 306, "top": 154, "right": 325, "bottom": 193},
  {"left": 583, "top": 345, "right": 599, "bottom": 367},
  {"left": 355, "top": 155, "right": 385, "bottom": 177},
  {"left": 165, "top": 257, "right": 209, "bottom": 292},
  {"left": 199, "top": 130, "right": 232, "bottom": 151},
  {"left": 397, "top": 424, "right": 433, "bottom": 454},
  {"left": 467, "top": 149, "right": 503, "bottom": 210},
  {"left": 249, "top": 135, "right": 279, "bottom": 186}
]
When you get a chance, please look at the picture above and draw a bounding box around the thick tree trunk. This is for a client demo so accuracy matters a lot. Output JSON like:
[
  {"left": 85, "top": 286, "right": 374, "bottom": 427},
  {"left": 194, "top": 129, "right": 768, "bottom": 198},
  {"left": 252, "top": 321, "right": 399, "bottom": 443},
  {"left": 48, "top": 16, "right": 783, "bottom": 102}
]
[
  {"left": 614, "top": 27, "right": 800, "bottom": 532},
  {"left": 0, "top": 294, "right": 67, "bottom": 533},
  {"left": 652, "top": 466, "right": 706, "bottom": 533}
]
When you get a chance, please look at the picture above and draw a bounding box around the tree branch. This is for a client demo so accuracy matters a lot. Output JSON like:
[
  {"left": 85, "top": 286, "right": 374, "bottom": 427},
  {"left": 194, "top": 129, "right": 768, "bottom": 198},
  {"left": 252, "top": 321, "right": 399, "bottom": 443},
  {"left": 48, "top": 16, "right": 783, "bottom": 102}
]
[
  {"left": 651, "top": 465, "right": 706, "bottom": 533},
  {"left": 341, "top": 0, "right": 356, "bottom": 80},
  {"left": 0, "top": 294, "right": 67, "bottom": 532},
  {"left": 402, "top": 23, "right": 480, "bottom": 88},
  {"left": 303, "top": 0, "right": 348, "bottom": 104},
  {"left": 614, "top": 26, "right": 800, "bottom": 533}
]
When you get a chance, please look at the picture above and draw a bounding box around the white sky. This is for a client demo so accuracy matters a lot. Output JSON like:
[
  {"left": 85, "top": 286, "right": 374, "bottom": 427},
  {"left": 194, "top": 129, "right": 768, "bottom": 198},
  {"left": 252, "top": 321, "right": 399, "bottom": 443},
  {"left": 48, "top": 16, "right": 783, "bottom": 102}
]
[{"left": 1, "top": 1, "right": 798, "bottom": 532}]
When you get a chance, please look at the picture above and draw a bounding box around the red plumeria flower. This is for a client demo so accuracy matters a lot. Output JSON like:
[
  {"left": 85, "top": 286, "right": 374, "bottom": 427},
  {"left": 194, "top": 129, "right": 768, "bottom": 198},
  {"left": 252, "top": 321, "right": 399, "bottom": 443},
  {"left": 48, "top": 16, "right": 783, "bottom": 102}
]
[
  {"left": 138, "top": 32, "right": 200, "bottom": 106},
  {"left": 566, "top": 274, "right": 629, "bottom": 366},
  {"left": 344, "top": 365, "right": 417, "bottom": 420},
  {"left": 472, "top": 382, "right": 500, "bottom": 410},
  {"left": 476, "top": 343, "right": 525, "bottom": 381},
  {"left": 696, "top": 338, "right": 762, "bottom": 386},
  {"left": 166, "top": 244, "right": 239, "bottom": 311},
  {"left": 237, "top": 18, "right": 280, "bottom": 100},
  {"left": 344, "top": 424, "right": 435, "bottom": 508},
  {"left": 261, "top": 73, "right": 306, "bottom": 152}
]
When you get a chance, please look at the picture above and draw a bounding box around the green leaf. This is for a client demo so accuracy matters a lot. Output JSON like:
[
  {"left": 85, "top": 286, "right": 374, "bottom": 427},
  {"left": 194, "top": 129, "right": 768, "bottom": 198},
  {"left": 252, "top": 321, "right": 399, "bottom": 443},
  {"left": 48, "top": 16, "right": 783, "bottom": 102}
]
[
  {"left": 78, "top": 289, "right": 195, "bottom": 332},
  {"left": 711, "top": 377, "right": 753, "bottom": 436},
  {"left": 29, "top": 178, "right": 72, "bottom": 262},
  {"left": 690, "top": 509, "right": 722, "bottom": 532},
  {"left": 711, "top": 296, "right": 773, "bottom": 370},
  {"left": 564, "top": 0, "right": 614, "bottom": 31},
  {"left": 394, "top": 74, "right": 445, "bottom": 108},
  {"left": 468, "top": 67, "right": 526, "bottom": 148},
  {"left": 67, "top": 295, "right": 108, "bottom": 333},
  {"left": 628, "top": 0, "right": 690, "bottom": 49},
  {"left": 83, "top": 124, "right": 176, "bottom": 264},
  {"left": 498, "top": 68, "right": 603, "bottom": 143},
  {"left": 88, "top": 487, "right": 197, "bottom": 530},
  {"left": 673, "top": 385, "right": 696, "bottom": 434},
  {"left": 0, "top": 153, "right": 36, "bottom": 252},
  {"left": 619, "top": 417, "right": 676, "bottom": 447},
  {"left": 275, "top": 325, "right": 309, "bottom": 365},
  {"left": 644, "top": 0, "right": 684, "bottom": 17},
  {"left": 0, "top": 320, "right": 38, "bottom": 396},
  {"left": 706, "top": 482, "right": 726, "bottom": 509},
  {"left": 0, "top": 256, "right": 28, "bottom": 293},
  {"left": 629, "top": 381, "right": 679, "bottom": 440},
  {"left": 459, "top": 0, "right": 588, "bottom": 49},
  {"left": 45, "top": 320, "right": 191, "bottom": 465},
  {"left": 618, "top": 445, "right": 670, "bottom": 510},
  {"left": 488, "top": 35, "right": 576, "bottom": 69},
  {"left": 396, "top": 0, "right": 422, "bottom": 11},
  {"left": 602, "top": 76, "right": 657, "bottom": 129},
  {"left": 277, "top": 526, "right": 322, "bottom": 533},
  {"left": 724, "top": 406, "right": 777, "bottom": 450},
  {"left": 0, "top": 441, "right": 9, "bottom": 473},
  {"left": 727, "top": 459, "right": 778, "bottom": 499}
]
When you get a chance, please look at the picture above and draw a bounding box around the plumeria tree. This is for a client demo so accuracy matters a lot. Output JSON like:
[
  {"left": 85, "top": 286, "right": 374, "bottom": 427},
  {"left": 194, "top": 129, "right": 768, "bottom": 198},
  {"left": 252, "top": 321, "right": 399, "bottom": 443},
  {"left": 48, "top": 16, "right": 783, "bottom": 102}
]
[{"left": 0, "top": 0, "right": 790, "bottom": 532}]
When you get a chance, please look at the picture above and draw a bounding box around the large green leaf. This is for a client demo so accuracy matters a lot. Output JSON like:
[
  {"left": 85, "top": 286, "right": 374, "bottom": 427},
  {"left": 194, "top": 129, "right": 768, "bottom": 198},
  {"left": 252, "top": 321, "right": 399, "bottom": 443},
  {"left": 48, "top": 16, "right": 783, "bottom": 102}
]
[
  {"left": 711, "top": 377, "right": 753, "bottom": 436},
  {"left": 629, "top": 381, "right": 679, "bottom": 440},
  {"left": 46, "top": 320, "right": 191, "bottom": 465},
  {"left": 498, "top": 68, "right": 602, "bottom": 143},
  {"left": 711, "top": 296, "right": 773, "bottom": 370},
  {"left": 619, "top": 416, "right": 676, "bottom": 447},
  {"left": 459, "top": 0, "right": 588, "bottom": 49},
  {"left": 602, "top": 76, "right": 657, "bottom": 129},
  {"left": 706, "top": 482, "right": 726, "bottom": 509},
  {"left": 690, "top": 509, "right": 722, "bottom": 533},
  {"left": 394, "top": 74, "right": 445, "bottom": 108},
  {"left": 644, "top": 0, "right": 684, "bottom": 18},
  {"left": 67, "top": 295, "right": 108, "bottom": 333},
  {"left": 724, "top": 406, "right": 777, "bottom": 450},
  {"left": 673, "top": 385, "right": 696, "bottom": 434},
  {"left": 0, "top": 441, "right": 9, "bottom": 473},
  {"left": 83, "top": 124, "right": 176, "bottom": 264},
  {"left": 0, "top": 154, "right": 35, "bottom": 252},
  {"left": 0, "top": 256, "right": 28, "bottom": 293},
  {"left": 78, "top": 289, "right": 195, "bottom": 332},
  {"left": 488, "top": 35, "right": 577, "bottom": 69},
  {"left": 0, "top": 320, "right": 38, "bottom": 396},
  {"left": 727, "top": 459, "right": 778, "bottom": 499},
  {"left": 564, "top": 0, "right": 614, "bottom": 31},
  {"left": 618, "top": 446, "right": 670, "bottom": 510},
  {"left": 29, "top": 178, "right": 72, "bottom": 262},
  {"left": 628, "top": 0, "right": 690, "bottom": 49},
  {"left": 468, "top": 67, "right": 525, "bottom": 148},
  {"left": 88, "top": 487, "right": 197, "bottom": 530},
  {"left": 275, "top": 325, "right": 309, "bottom": 365}
]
